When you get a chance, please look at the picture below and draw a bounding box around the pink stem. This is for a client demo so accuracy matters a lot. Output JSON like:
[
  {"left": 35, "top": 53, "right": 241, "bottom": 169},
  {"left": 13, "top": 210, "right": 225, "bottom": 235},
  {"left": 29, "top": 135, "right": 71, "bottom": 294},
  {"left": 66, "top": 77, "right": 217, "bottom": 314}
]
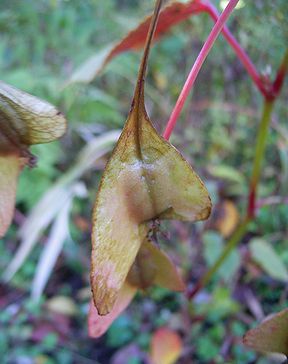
[
  {"left": 271, "top": 49, "right": 288, "bottom": 98},
  {"left": 202, "top": 1, "right": 268, "bottom": 98},
  {"left": 163, "top": 0, "right": 239, "bottom": 140}
]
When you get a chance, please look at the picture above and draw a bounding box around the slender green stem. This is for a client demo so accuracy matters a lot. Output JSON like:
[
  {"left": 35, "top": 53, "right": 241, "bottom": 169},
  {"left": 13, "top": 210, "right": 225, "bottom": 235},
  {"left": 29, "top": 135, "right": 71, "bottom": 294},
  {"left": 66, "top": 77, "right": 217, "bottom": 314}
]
[
  {"left": 189, "top": 100, "right": 275, "bottom": 299},
  {"left": 188, "top": 33, "right": 288, "bottom": 303},
  {"left": 250, "top": 101, "right": 274, "bottom": 188},
  {"left": 248, "top": 100, "right": 275, "bottom": 217}
]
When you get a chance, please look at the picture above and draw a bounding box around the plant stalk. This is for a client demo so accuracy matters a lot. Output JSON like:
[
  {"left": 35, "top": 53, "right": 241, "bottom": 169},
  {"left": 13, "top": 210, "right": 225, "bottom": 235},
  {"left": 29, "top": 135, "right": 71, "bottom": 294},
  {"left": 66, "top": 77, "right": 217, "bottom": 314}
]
[
  {"left": 202, "top": 1, "right": 267, "bottom": 97},
  {"left": 271, "top": 48, "right": 288, "bottom": 99},
  {"left": 248, "top": 100, "right": 275, "bottom": 217},
  {"left": 189, "top": 99, "right": 275, "bottom": 299},
  {"left": 189, "top": 98, "right": 279, "bottom": 299},
  {"left": 163, "top": 0, "right": 239, "bottom": 140}
]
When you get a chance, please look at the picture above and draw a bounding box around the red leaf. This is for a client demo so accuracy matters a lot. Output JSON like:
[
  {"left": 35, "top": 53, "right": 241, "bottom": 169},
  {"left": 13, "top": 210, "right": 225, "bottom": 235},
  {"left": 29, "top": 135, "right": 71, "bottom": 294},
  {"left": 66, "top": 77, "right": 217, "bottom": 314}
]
[
  {"left": 68, "top": 1, "right": 207, "bottom": 84},
  {"left": 106, "top": 1, "right": 205, "bottom": 58}
]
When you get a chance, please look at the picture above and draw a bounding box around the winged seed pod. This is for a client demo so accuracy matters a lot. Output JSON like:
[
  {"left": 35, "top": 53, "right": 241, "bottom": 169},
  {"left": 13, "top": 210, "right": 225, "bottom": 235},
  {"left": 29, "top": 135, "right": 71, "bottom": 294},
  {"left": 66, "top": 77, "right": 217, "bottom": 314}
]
[
  {"left": 90, "top": 0, "right": 211, "bottom": 316},
  {"left": 0, "top": 81, "right": 67, "bottom": 237}
]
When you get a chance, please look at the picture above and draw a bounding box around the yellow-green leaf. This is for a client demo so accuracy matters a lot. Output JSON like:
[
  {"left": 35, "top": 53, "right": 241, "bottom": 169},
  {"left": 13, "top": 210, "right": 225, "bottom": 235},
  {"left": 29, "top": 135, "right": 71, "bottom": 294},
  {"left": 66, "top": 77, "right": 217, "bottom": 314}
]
[
  {"left": 91, "top": 0, "right": 211, "bottom": 315},
  {"left": 46, "top": 295, "right": 78, "bottom": 317},
  {"left": 250, "top": 238, "right": 288, "bottom": 283},
  {"left": 127, "top": 239, "right": 185, "bottom": 291},
  {"left": 0, "top": 154, "right": 21, "bottom": 237},
  {"left": 243, "top": 308, "right": 288, "bottom": 356},
  {"left": 0, "top": 80, "right": 66, "bottom": 147},
  {"left": 150, "top": 327, "right": 183, "bottom": 364}
]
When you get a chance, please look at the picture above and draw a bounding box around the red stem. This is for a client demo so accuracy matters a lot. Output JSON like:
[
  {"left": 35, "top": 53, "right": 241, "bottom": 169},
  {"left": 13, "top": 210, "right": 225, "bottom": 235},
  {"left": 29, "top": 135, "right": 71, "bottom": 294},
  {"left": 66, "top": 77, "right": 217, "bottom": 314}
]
[
  {"left": 271, "top": 49, "right": 288, "bottom": 99},
  {"left": 201, "top": 1, "right": 269, "bottom": 98},
  {"left": 163, "top": 0, "right": 239, "bottom": 140},
  {"left": 247, "top": 187, "right": 256, "bottom": 219}
]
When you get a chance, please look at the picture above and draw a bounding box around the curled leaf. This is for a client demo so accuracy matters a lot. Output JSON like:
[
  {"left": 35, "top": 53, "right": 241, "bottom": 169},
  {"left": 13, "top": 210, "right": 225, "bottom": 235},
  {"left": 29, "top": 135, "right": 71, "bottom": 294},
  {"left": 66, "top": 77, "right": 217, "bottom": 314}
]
[
  {"left": 0, "top": 80, "right": 67, "bottom": 237},
  {"left": 88, "top": 281, "right": 137, "bottom": 338},
  {"left": 91, "top": 0, "right": 211, "bottom": 315},
  {"left": 243, "top": 308, "right": 288, "bottom": 356},
  {"left": 0, "top": 81, "right": 66, "bottom": 147}
]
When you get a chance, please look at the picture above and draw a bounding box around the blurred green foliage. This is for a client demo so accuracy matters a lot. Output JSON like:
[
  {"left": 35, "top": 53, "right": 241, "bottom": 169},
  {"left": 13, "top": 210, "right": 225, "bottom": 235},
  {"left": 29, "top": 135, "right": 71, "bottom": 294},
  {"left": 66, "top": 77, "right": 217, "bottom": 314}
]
[{"left": 0, "top": 0, "right": 287, "bottom": 363}]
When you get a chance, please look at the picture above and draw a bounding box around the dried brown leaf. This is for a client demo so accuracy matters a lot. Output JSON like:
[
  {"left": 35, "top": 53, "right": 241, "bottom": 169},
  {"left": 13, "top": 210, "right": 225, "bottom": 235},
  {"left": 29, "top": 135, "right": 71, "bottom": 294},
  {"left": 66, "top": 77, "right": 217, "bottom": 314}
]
[
  {"left": 243, "top": 308, "right": 288, "bottom": 356},
  {"left": 0, "top": 81, "right": 66, "bottom": 147},
  {"left": 0, "top": 81, "right": 67, "bottom": 237}
]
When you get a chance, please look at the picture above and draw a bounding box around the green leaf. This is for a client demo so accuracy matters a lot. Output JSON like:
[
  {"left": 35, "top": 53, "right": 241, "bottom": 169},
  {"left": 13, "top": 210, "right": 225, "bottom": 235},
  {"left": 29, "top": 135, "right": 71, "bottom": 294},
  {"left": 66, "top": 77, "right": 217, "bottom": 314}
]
[
  {"left": 203, "top": 231, "right": 241, "bottom": 282},
  {"left": 66, "top": 45, "right": 114, "bottom": 85},
  {"left": 250, "top": 238, "right": 288, "bottom": 282},
  {"left": 208, "top": 165, "right": 245, "bottom": 185},
  {"left": 195, "top": 287, "right": 239, "bottom": 321}
]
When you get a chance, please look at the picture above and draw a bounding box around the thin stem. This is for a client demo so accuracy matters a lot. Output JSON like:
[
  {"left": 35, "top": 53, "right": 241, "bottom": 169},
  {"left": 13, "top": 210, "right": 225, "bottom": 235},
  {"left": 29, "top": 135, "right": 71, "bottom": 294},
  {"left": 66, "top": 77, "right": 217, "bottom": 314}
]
[
  {"left": 133, "top": 0, "right": 163, "bottom": 106},
  {"left": 184, "top": 9, "right": 288, "bottom": 301},
  {"left": 188, "top": 56, "right": 288, "bottom": 297},
  {"left": 189, "top": 100, "right": 275, "bottom": 299},
  {"left": 248, "top": 100, "right": 274, "bottom": 218},
  {"left": 163, "top": 0, "right": 239, "bottom": 140},
  {"left": 271, "top": 48, "right": 288, "bottom": 98},
  {"left": 202, "top": 1, "right": 267, "bottom": 98}
]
